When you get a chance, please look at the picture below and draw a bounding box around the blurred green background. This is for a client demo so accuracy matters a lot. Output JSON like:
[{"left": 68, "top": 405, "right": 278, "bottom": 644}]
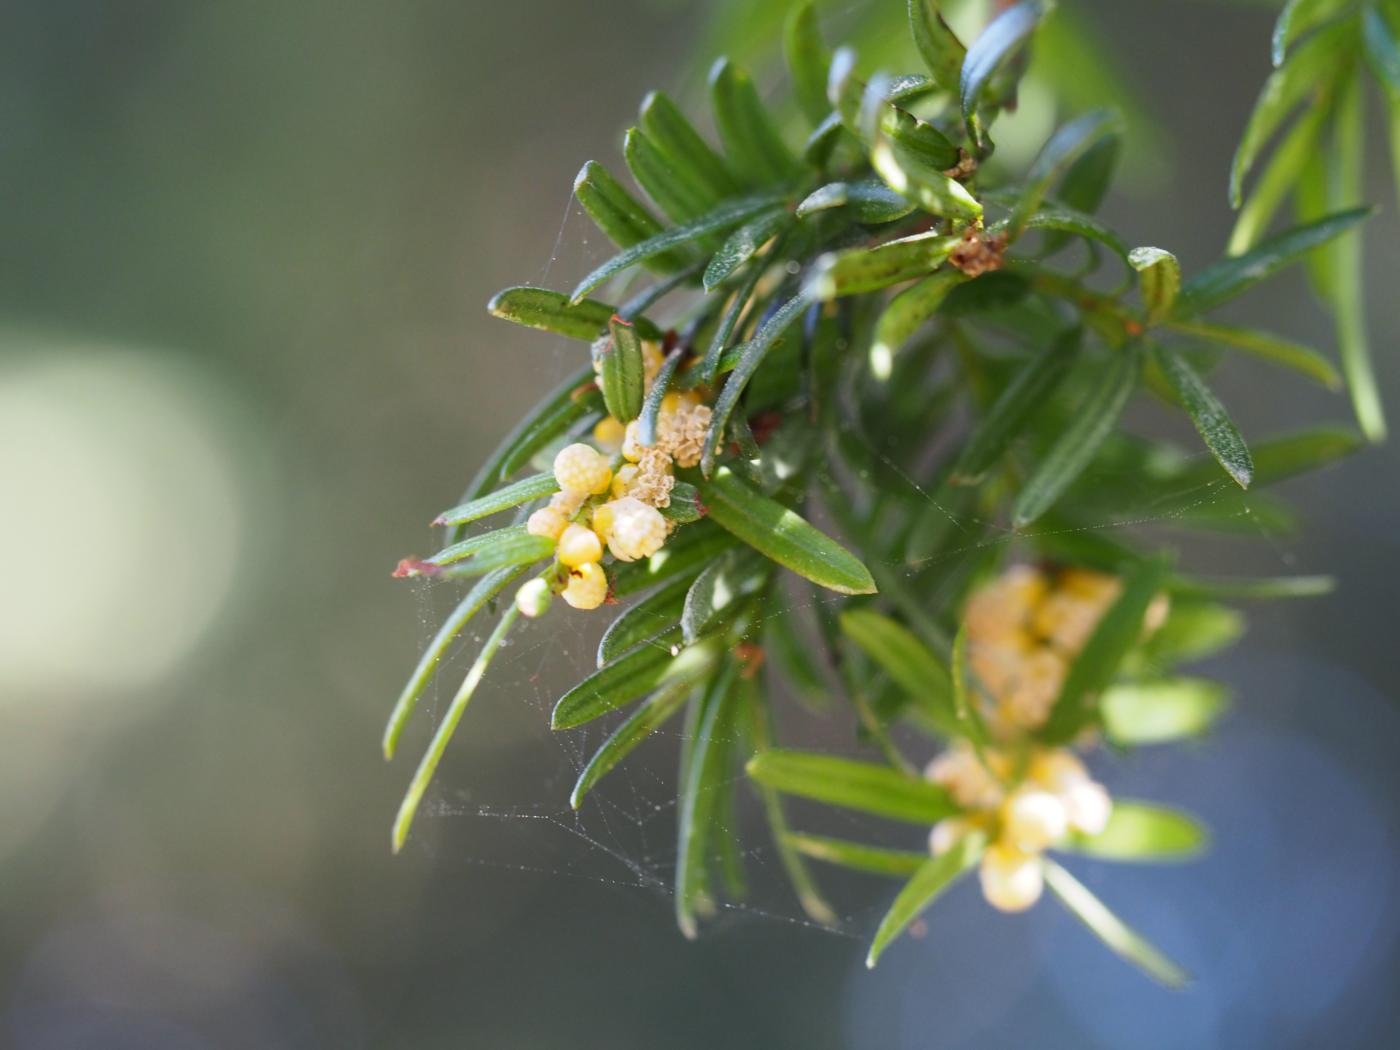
[{"left": 2, "top": 1, "right": 1399, "bottom": 1047}]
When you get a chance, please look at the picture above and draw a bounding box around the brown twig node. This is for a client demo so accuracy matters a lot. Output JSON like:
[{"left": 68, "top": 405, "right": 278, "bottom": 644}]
[{"left": 948, "top": 228, "right": 1008, "bottom": 277}]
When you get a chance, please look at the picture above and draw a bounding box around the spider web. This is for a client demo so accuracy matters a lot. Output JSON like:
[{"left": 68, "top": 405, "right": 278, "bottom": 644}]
[{"left": 392, "top": 184, "right": 1312, "bottom": 946}]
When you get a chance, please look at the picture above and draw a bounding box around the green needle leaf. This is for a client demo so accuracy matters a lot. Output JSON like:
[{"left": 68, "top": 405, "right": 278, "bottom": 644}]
[
  {"left": 1043, "top": 860, "right": 1191, "bottom": 987},
  {"left": 432, "top": 472, "right": 559, "bottom": 528},
  {"left": 1227, "top": 94, "right": 1330, "bottom": 257},
  {"left": 639, "top": 90, "right": 739, "bottom": 199},
  {"left": 570, "top": 190, "right": 787, "bottom": 304},
  {"left": 1169, "top": 423, "right": 1360, "bottom": 489},
  {"left": 596, "top": 572, "right": 693, "bottom": 667},
  {"left": 422, "top": 523, "right": 531, "bottom": 568},
  {"left": 488, "top": 286, "right": 659, "bottom": 342},
  {"left": 786, "top": 833, "right": 927, "bottom": 876},
  {"left": 908, "top": 0, "right": 966, "bottom": 92},
  {"left": 870, "top": 110, "right": 981, "bottom": 219},
  {"left": 960, "top": 1, "right": 1050, "bottom": 140},
  {"left": 1129, "top": 247, "right": 1180, "bottom": 325},
  {"left": 878, "top": 95, "right": 961, "bottom": 170},
  {"left": 1017, "top": 204, "right": 1129, "bottom": 262},
  {"left": 839, "top": 609, "right": 957, "bottom": 735},
  {"left": 1101, "top": 678, "right": 1229, "bottom": 746},
  {"left": 866, "top": 832, "right": 986, "bottom": 967},
  {"left": 570, "top": 680, "right": 692, "bottom": 809},
  {"left": 952, "top": 327, "right": 1081, "bottom": 484},
  {"left": 551, "top": 627, "right": 683, "bottom": 730},
  {"left": 392, "top": 606, "right": 520, "bottom": 853},
  {"left": 785, "top": 2, "right": 835, "bottom": 126},
  {"left": 1063, "top": 801, "right": 1209, "bottom": 861},
  {"left": 573, "top": 160, "right": 691, "bottom": 273},
  {"left": 1042, "top": 553, "right": 1171, "bottom": 744},
  {"left": 1008, "top": 109, "right": 1121, "bottom": 241},
  {"left": 709, "top": 57, "right": 802, "bottom": 186},
  {"left": 1152, "top": 345, "right": 1254, "bottom": 488},
  {"left": 1169, "top": 573, "right": 1335, "bottom": 600},
  {"left": 744, "top": 682, "right": 838, "bottom": 926},
  {"left": 1365, "top": 6, "right": 1400, "bottom": 96},
  {"left": 1272, "top": 0, "right": 1351, "bottom": 68},
  {"left": 701, "top": 291, "right": 813, "bottom": 474},
  {"left": 949, "top": 623, "right": 990, "bottom": 747},
  {"left": 1138, "top": 602, "right": 1244, "bottom": 669},
  {"left": 869, "top": 269, "right": 967, "bottom": 379},
  {"left": 630, "top": 350, "right": 682, "bottom": 448},
  {"left": 746, "top": 750, "right": 960, "bottom": 824},
  {"left": 681, "top": 549, "right": 768, "bottom": 645},
  {"left": 596, "top": 314, "right": 646, "bottom": 423},
  {"left": 1231, "top": 18, "right": 1348, "bottom": 207},
  {"left": 625, "top": 126, "right": 719, "bottom": 223},
  {"left": 796, "top": 178, "right": 916, "bottom": 223},
  {"left": 382, "top": 564, "right": 529, "bottom": 760},
  {"left": 703, "top": 206, "right": 791, "bottom": 291},
  {"left": 700, "top": 468, "right": 877, "bottom": 595},
  {"left": 1316, "top": 70, "right": 1387, "bottom": 442},
  {"left": 806, "top": 232, "right": 959, "bottom": 300},
  {"left": 1165, "top": 320, "right": 1340, "bottom": 389},
  {"left": 429, "top": 534, "right": 557, "bottom": 581},
  {"left": 1056, "top": 133, "right": 1120, "bottom": 215},
  {"left": 676, "top": 663, "right": 741, "bottom": 938},
  {"left": 1175, "top": 207, "right": 1372, "bottom": 317},
  {"left": 1013, "top": 345, "right": 1141, "bottom": 528},
  {"left": 802, "top": 110, "right": 846, "bottom": 167}
]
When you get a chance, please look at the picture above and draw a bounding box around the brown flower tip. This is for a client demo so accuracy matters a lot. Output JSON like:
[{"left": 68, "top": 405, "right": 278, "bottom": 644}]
[
  {"left": 392, "top": 557, "right": 439, "bottom": 579},
  {"left": 948, "top": 228, "right": 1008, "bottom": 277}
]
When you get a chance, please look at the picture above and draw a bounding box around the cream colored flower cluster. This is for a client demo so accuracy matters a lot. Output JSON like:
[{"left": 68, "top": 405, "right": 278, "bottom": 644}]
[
  {"left": 516, "top": 340, "right": 714, "bottom": 614},
  {"left": 964, "top": 564, "right": 1166, "bottom": 736},
  {"left": 926, "top": 744, "right": 1112, "bottom": 912}
]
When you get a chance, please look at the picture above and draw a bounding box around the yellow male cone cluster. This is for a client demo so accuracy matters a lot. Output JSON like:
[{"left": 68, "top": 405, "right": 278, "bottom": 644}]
[
  {"left": 964, "top": 564, "right": 1167, "bottom": 736},
  {"left": 927, "top": 744, "right": 1112, "bottom": 912},
  {"left": 517, "top": 344, "right": 715, "bottom": 614},
  {"left": 914, "top": 562, "right": 1158, "bottom": 912}
]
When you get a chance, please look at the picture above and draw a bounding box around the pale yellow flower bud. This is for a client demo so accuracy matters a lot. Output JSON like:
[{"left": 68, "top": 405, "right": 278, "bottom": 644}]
[
  {"left": 549, "top": 488, "right": 585, "bottom": 516},
  {"left": 593, "top": 416, "right": 626, "bottom": 453},
  {"left": 621, "top": 420, "right": 644, "bottom": 463},
  {"left": 611, "top": 463, "right": 639, "bottom": 498},
  {"left": 561, "top": 561, "right": 608, "bottom": 610},
  {"left": 925, "top": 744, "right": 1005, "bottom": 811},
  {"left": 928, "top": 817, "right": 971, "bottom": 856},
  {"left": 1064, "top": 779, "right": 1112, "bottom": 836},
  {"left": 514, "top": 578, "right": 553, "bottom": 618},
  {"left": 553, "top": 443, "right": 613, "bottom": 496},
  {"left": 980, "top": 842, "right": 1044, "bottom": 912},
  {"left": 557, "top": 523, "right": 604, "bottom": 568},
  {"left": 1027, "top": 749, "right": 1089, "bottom": 793},
  {"left": 590, "top": 501, "right": 616, "bottom": 543},
  {"left": 1001, "top": 787, "right": 1069, "bottom": 851},
  {"left": 604, "top": 496, "right": 667, "bottom": 562},
  {"left": 526, "top": 507, "right": 568, "bottom": 540}
]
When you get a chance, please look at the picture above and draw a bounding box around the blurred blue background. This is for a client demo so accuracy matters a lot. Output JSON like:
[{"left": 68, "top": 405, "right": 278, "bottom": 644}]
[{"left": 2, "top": 1, "right": 1399, "bottom": 1047}]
